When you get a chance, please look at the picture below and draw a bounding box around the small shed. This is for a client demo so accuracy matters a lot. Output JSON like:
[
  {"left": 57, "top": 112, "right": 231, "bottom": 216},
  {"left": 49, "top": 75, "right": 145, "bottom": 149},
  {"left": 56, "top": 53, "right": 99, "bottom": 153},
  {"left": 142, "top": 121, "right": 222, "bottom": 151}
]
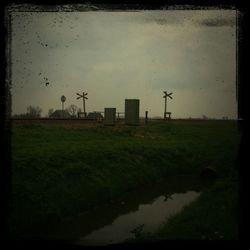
[
  {"left": 50, "top": 110, "right": 71, "bottom": 118},
  {"left": 125, "top": 99, "right": 140, "bottom": 125},
  {"left": 104, "top": 108, "right": 116, "bottom": 125},
  {"left": 87, "top": 112, "right": 104, "bottom": 120}
]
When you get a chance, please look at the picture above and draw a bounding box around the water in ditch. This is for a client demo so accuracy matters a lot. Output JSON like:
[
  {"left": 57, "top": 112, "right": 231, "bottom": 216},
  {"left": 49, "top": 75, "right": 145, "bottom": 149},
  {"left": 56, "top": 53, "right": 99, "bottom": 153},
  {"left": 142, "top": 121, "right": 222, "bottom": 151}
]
[{"left": 28, "top": 175, "right": 205, "bottom": 245}]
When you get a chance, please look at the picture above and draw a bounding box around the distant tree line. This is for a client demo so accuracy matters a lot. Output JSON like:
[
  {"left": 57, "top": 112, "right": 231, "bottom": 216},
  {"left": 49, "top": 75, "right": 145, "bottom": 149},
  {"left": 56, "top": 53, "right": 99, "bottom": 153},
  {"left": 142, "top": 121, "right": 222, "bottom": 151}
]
[
  {"left": 12, "top": 104, "right": 83, "bottom": 119},
  {"left": 12, "top": 106, "right": 42, "bottom": 118},
  {"left": 47, "top": 104, "right": 81, "bottom": 118}
]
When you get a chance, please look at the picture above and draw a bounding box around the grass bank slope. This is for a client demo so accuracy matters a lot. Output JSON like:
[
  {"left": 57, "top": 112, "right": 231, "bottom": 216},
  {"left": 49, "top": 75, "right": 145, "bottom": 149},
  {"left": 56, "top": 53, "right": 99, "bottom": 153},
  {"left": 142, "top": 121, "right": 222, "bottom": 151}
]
[{"left": 9, "top": 120, "right": 240, "bottom": 236}]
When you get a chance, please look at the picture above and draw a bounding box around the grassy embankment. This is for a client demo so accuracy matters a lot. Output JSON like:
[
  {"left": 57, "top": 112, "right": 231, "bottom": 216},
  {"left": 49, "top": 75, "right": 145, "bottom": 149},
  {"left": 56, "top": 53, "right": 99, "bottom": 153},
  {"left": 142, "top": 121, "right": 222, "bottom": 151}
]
[{"left": 9, "top": 120, "right": 240, "bottom": 238}]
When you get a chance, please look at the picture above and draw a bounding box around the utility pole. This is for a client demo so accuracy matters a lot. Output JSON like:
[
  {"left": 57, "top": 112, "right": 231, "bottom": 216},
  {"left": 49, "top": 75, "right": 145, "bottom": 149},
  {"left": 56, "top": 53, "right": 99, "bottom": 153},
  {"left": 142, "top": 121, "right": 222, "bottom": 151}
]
[
  {"left": 163, "top": 91, "right": 173, "bottom": 119},
  {"left": 61, "top": 95, "right": 66, "bottom": 118},
  {"left": 61, "top": 95, "right": 66, "bottom": 111},
  {"left": 76, "top": 92, "right": 88, "bottom": 118},
  {"left": 145, "top": 111, "right": 148, "bottom": 124}
]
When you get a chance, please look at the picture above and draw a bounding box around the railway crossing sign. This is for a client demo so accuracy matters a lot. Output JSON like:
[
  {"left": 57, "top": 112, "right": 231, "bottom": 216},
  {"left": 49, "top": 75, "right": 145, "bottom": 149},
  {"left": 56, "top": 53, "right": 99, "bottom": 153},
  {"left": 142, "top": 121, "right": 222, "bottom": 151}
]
[
  {"left": 76, "top": 92, "right": 88, "bottom": 117},
  {"left": 163, "top": 91, "right": 173, "bottom": 119},
  {"left": 163, "top": 91, "right": 173, "bottom": 99}
]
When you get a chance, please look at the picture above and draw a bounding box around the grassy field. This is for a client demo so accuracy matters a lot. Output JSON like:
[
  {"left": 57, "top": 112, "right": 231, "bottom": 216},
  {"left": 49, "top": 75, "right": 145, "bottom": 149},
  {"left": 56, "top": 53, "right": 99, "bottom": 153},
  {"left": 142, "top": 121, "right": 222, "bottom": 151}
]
[{"left": 9, "top": 119, "right": 240, "bottom": 239}]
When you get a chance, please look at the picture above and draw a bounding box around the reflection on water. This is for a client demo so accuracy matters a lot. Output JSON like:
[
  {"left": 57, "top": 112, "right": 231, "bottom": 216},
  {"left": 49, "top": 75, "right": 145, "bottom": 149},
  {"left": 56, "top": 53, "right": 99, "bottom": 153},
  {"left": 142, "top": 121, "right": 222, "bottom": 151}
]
[{"left": 76, "top": 191, "right": 200, "bottom": 245}]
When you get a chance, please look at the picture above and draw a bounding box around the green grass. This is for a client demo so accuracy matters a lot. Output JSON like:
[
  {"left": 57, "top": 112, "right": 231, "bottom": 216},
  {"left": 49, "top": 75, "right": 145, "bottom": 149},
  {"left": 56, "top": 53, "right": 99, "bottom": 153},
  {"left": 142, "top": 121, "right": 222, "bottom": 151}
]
[{"left": 9, "top": 120, "right": 240, "bottom": 236}]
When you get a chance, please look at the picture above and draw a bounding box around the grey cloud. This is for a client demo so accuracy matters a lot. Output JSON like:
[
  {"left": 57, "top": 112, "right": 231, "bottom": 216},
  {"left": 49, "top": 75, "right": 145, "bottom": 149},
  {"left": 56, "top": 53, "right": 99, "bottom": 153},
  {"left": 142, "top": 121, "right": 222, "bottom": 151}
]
[
  {"left": 142, "top": 10, "right": 236, "bottom": 28},
  {"left": 144, "top": 11, "right": 191, "bottom": 26},
  {"left": 197, "top": 17, "right": 235, "bottom": 27},
  {"left": 154, "top": 17, "right": 178, "bottom": 25},
  {"left": 10, "top": 10, "right": 237, "bottom": 118}
]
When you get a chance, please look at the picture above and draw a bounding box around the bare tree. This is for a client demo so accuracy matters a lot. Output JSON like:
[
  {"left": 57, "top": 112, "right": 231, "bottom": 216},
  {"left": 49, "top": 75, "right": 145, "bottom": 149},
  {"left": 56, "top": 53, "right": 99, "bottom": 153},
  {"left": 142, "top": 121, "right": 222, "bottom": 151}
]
[
  {"left": 77, "top": 108, "right": 82, "bottom": 118},
  {"left": 66, "top": 104, "right": 78, "bottom": 118},
  {"left": 48, "top": 108, "right": 54, "bottom": 117},
  {"left": 26, "top": 106, "right": 42, "bottom": 118}
]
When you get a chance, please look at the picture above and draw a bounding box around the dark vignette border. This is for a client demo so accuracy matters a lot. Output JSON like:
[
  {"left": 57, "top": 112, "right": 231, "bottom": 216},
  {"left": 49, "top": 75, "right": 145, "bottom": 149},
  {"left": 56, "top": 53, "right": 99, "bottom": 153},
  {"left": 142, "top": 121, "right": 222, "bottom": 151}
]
[{"left": 1, "top": 0, "right": 248, "bottom": 248}]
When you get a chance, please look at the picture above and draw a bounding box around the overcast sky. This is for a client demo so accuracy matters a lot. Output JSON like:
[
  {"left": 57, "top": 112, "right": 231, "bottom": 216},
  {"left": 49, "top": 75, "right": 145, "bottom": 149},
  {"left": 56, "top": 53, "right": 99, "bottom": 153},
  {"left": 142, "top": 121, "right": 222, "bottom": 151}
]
[{"left": 9, "top": 8, "right": 237, "bottom": 119}]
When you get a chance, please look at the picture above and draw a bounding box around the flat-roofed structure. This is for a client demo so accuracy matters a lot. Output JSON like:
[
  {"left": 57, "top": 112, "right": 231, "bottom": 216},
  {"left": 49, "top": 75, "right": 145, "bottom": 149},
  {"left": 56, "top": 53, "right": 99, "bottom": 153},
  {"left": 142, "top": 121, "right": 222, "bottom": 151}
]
[
  {"left": 125, "top": 99, "right": 140, "bottom": 125},
  {"left": 104, "top": 108, "right": 116, "bottom": 125},
  {"left": 50, "top": 110, "right": 71, "bottom": 118}
]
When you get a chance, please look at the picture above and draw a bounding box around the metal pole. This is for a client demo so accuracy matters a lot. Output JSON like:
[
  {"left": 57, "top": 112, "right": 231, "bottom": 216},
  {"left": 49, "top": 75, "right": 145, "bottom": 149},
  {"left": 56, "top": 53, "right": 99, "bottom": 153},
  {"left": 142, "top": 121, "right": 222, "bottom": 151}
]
[
  {"left": 164, "top": 96, "right": 167, "bottom": 119},
  {"left": 166, "top": 96, "right": 167, "bottom": 113},
  {"left": 83, "top": 92, "right": 86, "bottom": 117}
]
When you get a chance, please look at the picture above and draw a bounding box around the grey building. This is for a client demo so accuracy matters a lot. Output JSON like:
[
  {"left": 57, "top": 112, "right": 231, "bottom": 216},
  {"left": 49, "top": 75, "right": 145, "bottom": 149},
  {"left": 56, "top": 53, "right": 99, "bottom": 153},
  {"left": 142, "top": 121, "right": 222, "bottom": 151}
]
[
  {"left": 87, "top": 112, "right": 104, "bottom": 120},
  {"left": 50, "top": 110, "right": 71, "bottom": 118},
  {"left": 104, "top": 108, "right": 116, "bottom": 125},
  {"left": 125, "top": 99, "right": 140, "bottom": 125}
]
